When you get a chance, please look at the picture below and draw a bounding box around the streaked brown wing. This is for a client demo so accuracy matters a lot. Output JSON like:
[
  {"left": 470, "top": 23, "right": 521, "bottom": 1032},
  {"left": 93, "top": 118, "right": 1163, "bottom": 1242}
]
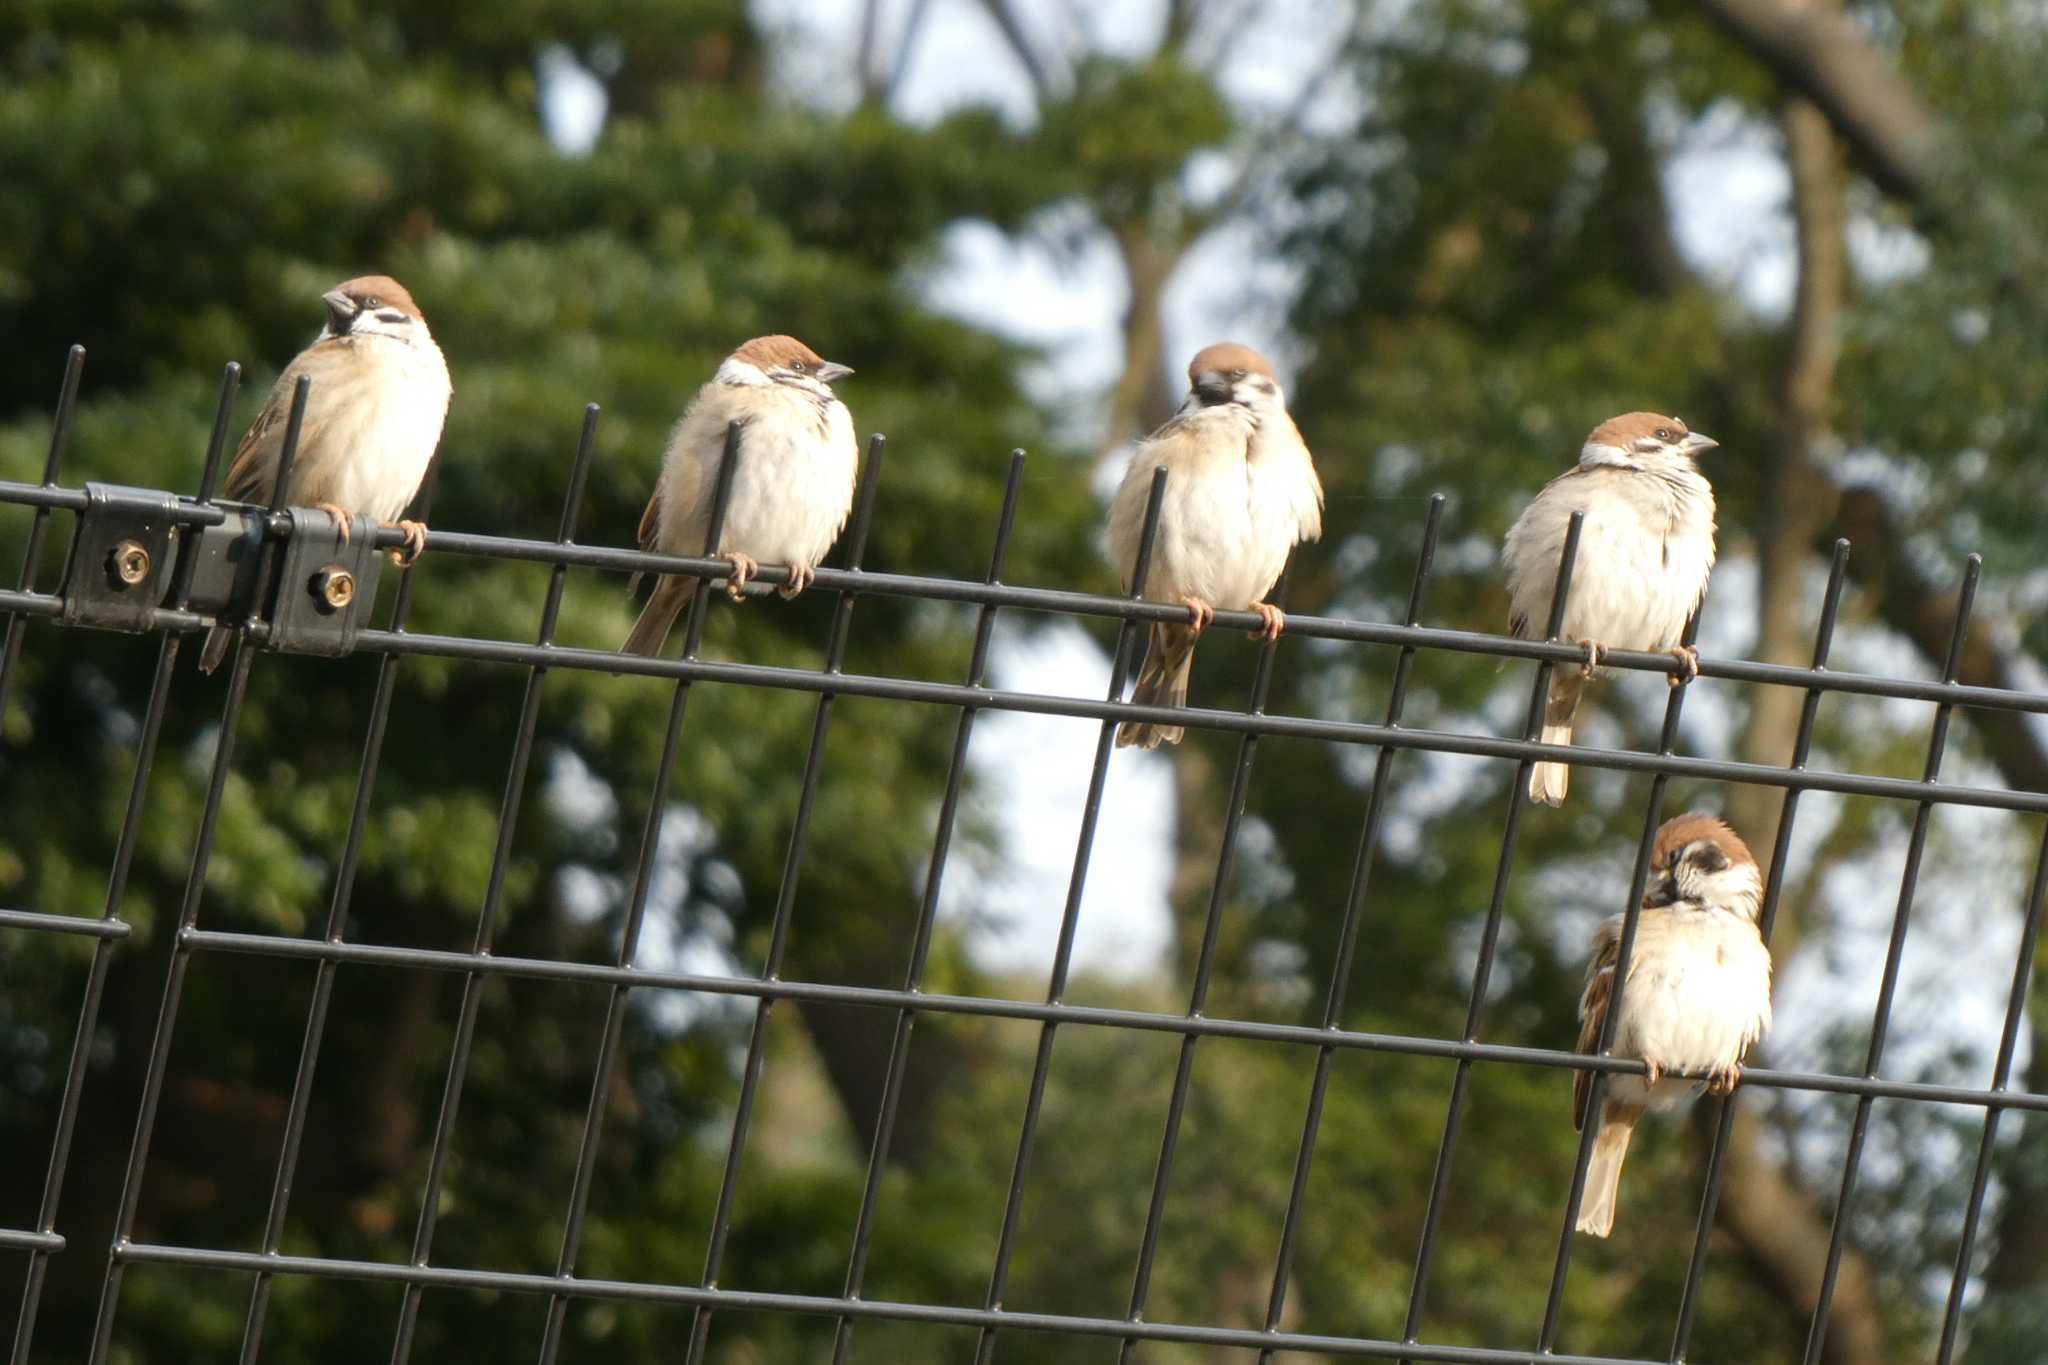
[
  {"left": 636, "top": 486, "right": 661, "bottom": 553},
  {"left": 1572, "top": 927, "right": 1621, "bottom": 1130},
  {"left": 221, "top": 381, "right": 287, "bottom": 504}
]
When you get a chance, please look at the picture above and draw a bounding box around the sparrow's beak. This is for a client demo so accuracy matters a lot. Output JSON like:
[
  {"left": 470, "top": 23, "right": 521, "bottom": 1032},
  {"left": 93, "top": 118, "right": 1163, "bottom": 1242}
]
[
  {"left": 815, "top": 361, "right": 854, "bottom": 385},
  {"left": 1642, "top": 872, "right": 1679, "bottom": 908},
  {"left": 1192, "top": 371, "right": 1231, "bottom": 406},
  {"left": 1681, "top": 431, "right": 1719, "bottom": 455},
  {"left": 322, "top": 289, "right": 359, "bottom": 336}
]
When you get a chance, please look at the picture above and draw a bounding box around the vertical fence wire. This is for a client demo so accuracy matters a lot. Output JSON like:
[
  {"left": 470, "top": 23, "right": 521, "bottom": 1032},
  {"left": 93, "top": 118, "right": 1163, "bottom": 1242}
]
[
  {"left": 970, "top": 465, "right": 1170, "bottom": 1365},
  {"left": 534, "top": 416, "right": 743, "bottom": 1365},
  {"left": 1667, "top": 538, "right": 1852, "bottom": 1361},
  {"left": 0, "top": 347, "right": 83, "bottom": 733},
  {"left": 1114, "top": 567, "right": 1289, "bottom": 1362},
  {"left": 234, "top": 423, "right": 453, "bottom": 1364},
  {"left": 1535, "top": 605, "right": 1703, "bottom": 1351},
  {"left": 87, "top": 373, "right": 314, "bottom": 1365},
  {"left": 1801, "top": 556, "right": 1981, "bottom": 1365},
  {"left": 1397, "top": 511, "right": 1584, "bottom": 1359},
  {"left": 683, "top": 435, "right": 888, "bottom": 1365},
  {"left": 1933, "top": 815, "right": 2048, "bottom": 1364},
  {"left": 386, "top": 410, "right": 599, "bottom": 1364},
  {"left": 1255, "top": 494, "right": 1444, "bottom": 1362},
  {"left": 828, "top": 450, "right": 1027, "bottom": 1365},
  {"left": 9, "top": 359, "right": 234, "bottom": 1365}
]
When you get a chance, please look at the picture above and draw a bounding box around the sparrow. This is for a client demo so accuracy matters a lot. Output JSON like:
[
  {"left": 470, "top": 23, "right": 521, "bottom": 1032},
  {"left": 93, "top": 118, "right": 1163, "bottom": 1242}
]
[
  {"left": 1106, "top": 343, "right": 1323, "bottom": 749},
  {"left": 198, "top": 274, "right": 451, "bottom": 674},
  {"left": 1572, "top": 813, "right": 1772, "bottom": 1238},
  {"left": 623, "top": 335, "right": 858, "bottom": 656},
  {"left": 1502, "top": 411, "right": 1718, "bottom": 805}
]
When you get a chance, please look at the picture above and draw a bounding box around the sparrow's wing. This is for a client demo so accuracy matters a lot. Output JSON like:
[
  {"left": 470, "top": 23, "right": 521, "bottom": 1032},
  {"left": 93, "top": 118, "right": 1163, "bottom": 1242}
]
[
  {"left": 221, "top": 342, "right": 354, "bottom": 505},
  {"left": 1272, "top": 411, "right": 1324, "bottom": 543},
  {"left": 1106, "top": 413, "right": 1225, "bottom": 593},
  {"left": 221, "top": 374, "right": 293, "bottom": 505},
  {"left": 635, "top": 485, "right": 662, "bottom": 554},
  {"left": 1502, "top": 465, "right": 1602, "bottom": 637},
  {"left": 1572, "top": 917, "right": 1623, "bottom": 1130}
]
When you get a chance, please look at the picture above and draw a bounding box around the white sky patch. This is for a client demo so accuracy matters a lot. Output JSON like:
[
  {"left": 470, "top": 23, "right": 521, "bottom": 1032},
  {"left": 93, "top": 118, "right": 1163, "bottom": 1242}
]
[
  {"left": 949, "top": 622, "right": 1175, "bottom": 980},
  {"left": 1660, "top": 98, "right": 1798, "bottom": 318},
  {"left": 536, "top": 43, "right": 609, "bottom": 156}
]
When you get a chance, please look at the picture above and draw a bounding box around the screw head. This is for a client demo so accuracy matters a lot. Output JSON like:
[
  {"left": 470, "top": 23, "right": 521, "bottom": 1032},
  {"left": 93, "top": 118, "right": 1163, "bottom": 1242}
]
[
  {"left": 108, "top": 539, "right": 151, "bottom": 587},
  {"left": 312, "top": 566, "right": 356, "bottom": 611}
]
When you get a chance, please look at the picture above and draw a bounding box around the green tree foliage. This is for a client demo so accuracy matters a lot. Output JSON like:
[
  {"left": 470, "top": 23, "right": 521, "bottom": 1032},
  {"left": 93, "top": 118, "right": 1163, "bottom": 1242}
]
[
  {"left": 0, "top": 3, "right": 1099, "bottom": 1360},
  {"left": 3, "top": 1, "right": 2044, "bottom": 1362}
]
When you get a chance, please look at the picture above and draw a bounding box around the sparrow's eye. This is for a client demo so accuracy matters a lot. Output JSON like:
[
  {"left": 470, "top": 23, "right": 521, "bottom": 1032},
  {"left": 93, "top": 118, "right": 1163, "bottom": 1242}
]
[
  {"left": 1230, "top": 369, "right": 1247, "bottom": 381},
  {"left": 1654, "top": 427, "right": 1674, "bottom": 442},
  {"left": 362, "top": 296, "right": 381, "bottom": 309}
]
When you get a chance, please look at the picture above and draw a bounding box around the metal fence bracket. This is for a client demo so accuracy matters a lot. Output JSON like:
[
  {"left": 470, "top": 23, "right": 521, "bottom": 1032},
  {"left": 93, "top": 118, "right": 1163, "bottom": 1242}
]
[
  {"left": 56, "top": 482, "right": 180, "bottom": 631},
  {"left": 265, "top": 508, "right": 384, "bottom": 657}
]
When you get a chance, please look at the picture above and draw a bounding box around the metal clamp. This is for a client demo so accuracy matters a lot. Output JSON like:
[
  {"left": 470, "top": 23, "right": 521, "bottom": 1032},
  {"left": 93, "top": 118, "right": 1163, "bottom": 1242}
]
[
  {"left": 264, "top": 508, "right": 383, "bottom": 657},
  {"left": 57, "top": 483, "right": 180, "bottom": 631}
]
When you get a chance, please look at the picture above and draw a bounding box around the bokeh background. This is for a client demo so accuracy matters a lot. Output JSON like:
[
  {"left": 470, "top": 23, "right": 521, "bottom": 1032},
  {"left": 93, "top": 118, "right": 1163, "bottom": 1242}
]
[{"left": 3, "top": 1, "right": 2047, "bottom": 1360}]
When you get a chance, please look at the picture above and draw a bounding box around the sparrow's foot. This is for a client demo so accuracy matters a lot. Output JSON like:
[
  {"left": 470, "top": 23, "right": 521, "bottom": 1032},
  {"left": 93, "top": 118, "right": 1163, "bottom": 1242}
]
[
  {"left": 311, "top": 502, "right": 353, "bottom": 545},
  {"left": 776, "top": 562, "right": 814, "bottom": 600},
  {"left": 1249, "top": 602, "right": 1286, "bottom": 642},
  {"left": 1642, "top": 1058, "right": 1664, "bottom": 1086},
  {"left": 1708, "top": 1063, "right": 1742, "bottom": 1096},
  {"left": 722, "top": 551, "right": 759, "bottom": 602},
  {"left": 388, "top": 519, "right": 428, "bottom": 568},
  {"left": 1180, "top": 596, "right": 1216, "bottom": 638},
  {"left": 1667, "top": 644, "right": 1701, "bottom": 687},
  {"left": 1576, "top": 637, "right": 1605, "bottom": 679}
]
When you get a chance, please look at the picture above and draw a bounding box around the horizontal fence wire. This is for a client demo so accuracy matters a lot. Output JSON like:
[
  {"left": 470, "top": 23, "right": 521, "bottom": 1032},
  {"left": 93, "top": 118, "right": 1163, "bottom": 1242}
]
[{"left": 0, "top": 352, "right": 2044, "bottom": 1365}]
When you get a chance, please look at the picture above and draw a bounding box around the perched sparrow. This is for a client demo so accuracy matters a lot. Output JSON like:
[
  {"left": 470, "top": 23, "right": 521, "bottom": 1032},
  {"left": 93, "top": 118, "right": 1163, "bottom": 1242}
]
[
  {"left": 1106, "top": 343, "right": 1323, "bottom": 749},
  {"left": 1502, "top": 412, "right": 1718, "bottom": 805},
  {"left": 622, "top": 335, "right": 858, "bottom": 656},
  {"left": 199, "top": 275, "right": 451, "bottom": 673},
  {"left": 1573, "top": 813, "right": 1772, "bottom": 1238}
]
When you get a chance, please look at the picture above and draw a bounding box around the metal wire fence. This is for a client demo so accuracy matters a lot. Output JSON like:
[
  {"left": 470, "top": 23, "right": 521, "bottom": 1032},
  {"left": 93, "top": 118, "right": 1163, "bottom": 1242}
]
[{"left": 1, "top": 348, "right": 2044, "bottom": 1365}]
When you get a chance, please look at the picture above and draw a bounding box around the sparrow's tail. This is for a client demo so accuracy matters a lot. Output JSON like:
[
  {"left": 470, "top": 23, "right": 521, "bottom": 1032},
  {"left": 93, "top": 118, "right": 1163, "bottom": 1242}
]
[
  {"left": 198, "top": 625, "right": 235, "bottom": 676},
  {"left": 1575, "top": 1104, "right": 1639, "bottom": 1238},
  {"left": 1116, "top": 624, "right": 1197, "bottom": 749},
  {"left": 1528, "top": 671, "right": 1584, "bottom": 807},
  {"left": 623, "top": 576, "right": 691, "bottom": 657}
]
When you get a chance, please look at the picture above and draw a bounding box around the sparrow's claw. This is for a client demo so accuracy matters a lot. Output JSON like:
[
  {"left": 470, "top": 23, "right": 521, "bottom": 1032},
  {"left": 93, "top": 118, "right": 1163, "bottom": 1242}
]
[
  {"left": 1180, "top": 596, "right": 1216, "bottom": 637},
  {"left": 1249, "top": 603, "right": 1287, "bottom": 642},
  {"left": 311, "top": 503, "right": 353, "bottom": 545},
  {"left": 777, "top": 563, "right": 813, "bottom": 600},
  {"left": 1576, "top": 637, "right": 1605, "bottom": 680},
  {"left": 722, "top": 551, "right": 759, "bottom": 602},
  {"left": 388, "top": 519, "right": 428, "bottom": 568},
  {"left": 1667, "top": 644, "right": 1702, "bottom": 687},
  {"left": 1642, "top": 1058, "right": 1664, "bottom": 1086},
  {"left": 1708, "top": 1063, "right": 1742, "bottom": 1096}
]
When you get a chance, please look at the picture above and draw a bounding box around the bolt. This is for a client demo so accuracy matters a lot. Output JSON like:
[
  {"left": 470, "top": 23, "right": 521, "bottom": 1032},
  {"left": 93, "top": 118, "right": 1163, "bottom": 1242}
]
[
  {"left": 108, "top": 539, "right": 151, "bottom": 588},
  {"left": 311, "top": 566, "right": 356, "bottom": 611}
]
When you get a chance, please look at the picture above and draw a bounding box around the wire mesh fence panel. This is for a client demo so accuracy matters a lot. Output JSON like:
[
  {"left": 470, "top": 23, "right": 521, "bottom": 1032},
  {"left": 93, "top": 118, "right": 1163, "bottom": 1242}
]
[{"left": 1, "top": 354, "right": 2044, "bottom": 1365}]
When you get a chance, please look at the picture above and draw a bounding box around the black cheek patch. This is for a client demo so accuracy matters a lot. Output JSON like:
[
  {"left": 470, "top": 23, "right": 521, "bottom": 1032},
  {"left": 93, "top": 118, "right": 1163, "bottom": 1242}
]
[
  {"left": 375, "top": 310, "right": 410, "bottom": 325},
  {"left": 1692, "top": 845, "right": 1729, "bottom": 873}
]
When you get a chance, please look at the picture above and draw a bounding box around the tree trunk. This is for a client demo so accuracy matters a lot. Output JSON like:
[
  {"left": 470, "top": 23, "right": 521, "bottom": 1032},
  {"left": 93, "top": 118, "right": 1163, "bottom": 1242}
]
[
  {"left": 1716, "top": 1107, "right": 1888, "bottom": 1365},
  {"left": 1107, "top": 225, "right": 1185, "bottom": 446},
  {"left": 1724, "top": 92, "right": 1845, "bottom": 912}
]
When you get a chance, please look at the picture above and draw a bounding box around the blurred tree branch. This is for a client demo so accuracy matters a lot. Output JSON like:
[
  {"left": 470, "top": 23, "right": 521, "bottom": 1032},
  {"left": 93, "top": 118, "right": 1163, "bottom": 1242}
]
[
  {"left": 1725, "top": 87, "right": 1846, "bottom": 920},
  {"left": 1685, "top": 0, "right": 1952, "bottom": 207},
  {"left": 973, "top": 0, "right": 1058, "bottom": 96}
]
